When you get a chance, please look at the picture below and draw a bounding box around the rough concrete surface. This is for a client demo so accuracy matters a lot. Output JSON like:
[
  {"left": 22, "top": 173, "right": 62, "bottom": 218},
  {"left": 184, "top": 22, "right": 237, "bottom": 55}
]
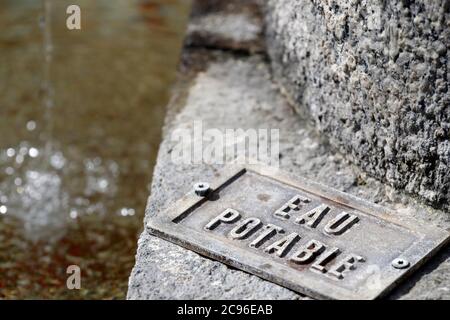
[
  {"left": 265, "top": 0, "right": 449, "bottom": 209},
  {"left": 127, "top": 1, "right": 450, "bottom": 300}
]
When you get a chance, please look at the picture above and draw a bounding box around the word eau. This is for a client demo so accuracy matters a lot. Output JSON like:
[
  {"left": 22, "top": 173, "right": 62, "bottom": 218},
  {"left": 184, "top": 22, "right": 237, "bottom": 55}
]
[
  {"left": 66, "top": 5, "right": 81, "bottom": 30},
  {"left": 171, "top": 121, "right": 279, "bottom": 167},
  {"left": 66, "top": 265, "right": 81, "bottom": 290}
]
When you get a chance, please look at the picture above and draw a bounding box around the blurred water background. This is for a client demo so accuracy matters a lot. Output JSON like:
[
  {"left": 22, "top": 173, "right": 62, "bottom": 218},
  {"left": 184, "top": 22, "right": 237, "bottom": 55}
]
[{"left": 0, "top": 0, "right": 190, "bottom": 299}]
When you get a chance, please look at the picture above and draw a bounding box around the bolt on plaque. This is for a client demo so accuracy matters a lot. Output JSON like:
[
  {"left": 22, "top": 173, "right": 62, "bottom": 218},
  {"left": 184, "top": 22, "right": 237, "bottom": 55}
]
[{"left": 147, "top": 163, "right": 450, "bottom": 300}]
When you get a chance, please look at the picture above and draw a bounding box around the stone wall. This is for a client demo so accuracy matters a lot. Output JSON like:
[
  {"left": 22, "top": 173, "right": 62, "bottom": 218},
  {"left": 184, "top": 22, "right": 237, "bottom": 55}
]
[{"left": 265, "top": 0, "right": 449, "bottom": 209}]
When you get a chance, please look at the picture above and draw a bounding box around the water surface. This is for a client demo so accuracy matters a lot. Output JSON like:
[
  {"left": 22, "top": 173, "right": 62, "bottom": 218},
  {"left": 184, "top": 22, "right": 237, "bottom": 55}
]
[{"left": 0, "top": 0, "right": 190, "bottom": 299}]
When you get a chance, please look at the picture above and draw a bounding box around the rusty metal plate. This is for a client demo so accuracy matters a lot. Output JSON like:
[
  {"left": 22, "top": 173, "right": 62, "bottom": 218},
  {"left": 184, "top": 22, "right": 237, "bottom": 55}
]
[{"left": 147, "top": 162, "right": 450, "bottom": 300}]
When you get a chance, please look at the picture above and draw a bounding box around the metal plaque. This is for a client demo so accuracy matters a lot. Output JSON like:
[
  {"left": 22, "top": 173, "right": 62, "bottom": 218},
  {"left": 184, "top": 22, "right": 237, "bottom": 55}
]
[{"left": 147, "top": 162, "right": 450, "bottom": 300}]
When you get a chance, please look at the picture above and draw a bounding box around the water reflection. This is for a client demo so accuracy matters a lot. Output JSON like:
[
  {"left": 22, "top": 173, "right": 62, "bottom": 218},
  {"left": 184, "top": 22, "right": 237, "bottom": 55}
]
[{"left": 0, "top": 0, "right": 190, "bottom": 298}]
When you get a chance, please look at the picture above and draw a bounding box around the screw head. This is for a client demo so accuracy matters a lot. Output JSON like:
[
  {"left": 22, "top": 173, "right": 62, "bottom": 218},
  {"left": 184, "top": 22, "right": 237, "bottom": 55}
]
[
  {"left": 392, "top": 258, "right": 410, "bottom": 269},
  {"left": 194, "top": 182, "right": 210, "bottom": 197}
]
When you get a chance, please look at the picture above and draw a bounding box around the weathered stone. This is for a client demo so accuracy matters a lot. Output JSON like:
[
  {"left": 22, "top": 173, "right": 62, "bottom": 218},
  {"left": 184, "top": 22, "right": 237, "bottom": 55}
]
[
  {"left": 127, "top": 0, "right": 450, "bottom": 300},
  {"left": 265, "top": 0, "right": 449, "bottom": 209},
  {"left": 127, "top": 52, "right": 304, "bottom": 300},
  {"left": 128, "top": 51, "right": 450, "bottom": 300}
]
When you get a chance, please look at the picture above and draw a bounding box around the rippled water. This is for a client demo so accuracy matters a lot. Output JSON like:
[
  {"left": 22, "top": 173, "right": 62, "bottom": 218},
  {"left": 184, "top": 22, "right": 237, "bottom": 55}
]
[{"left": 0, "top": 0, "right": 190, "bottom": 299}]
